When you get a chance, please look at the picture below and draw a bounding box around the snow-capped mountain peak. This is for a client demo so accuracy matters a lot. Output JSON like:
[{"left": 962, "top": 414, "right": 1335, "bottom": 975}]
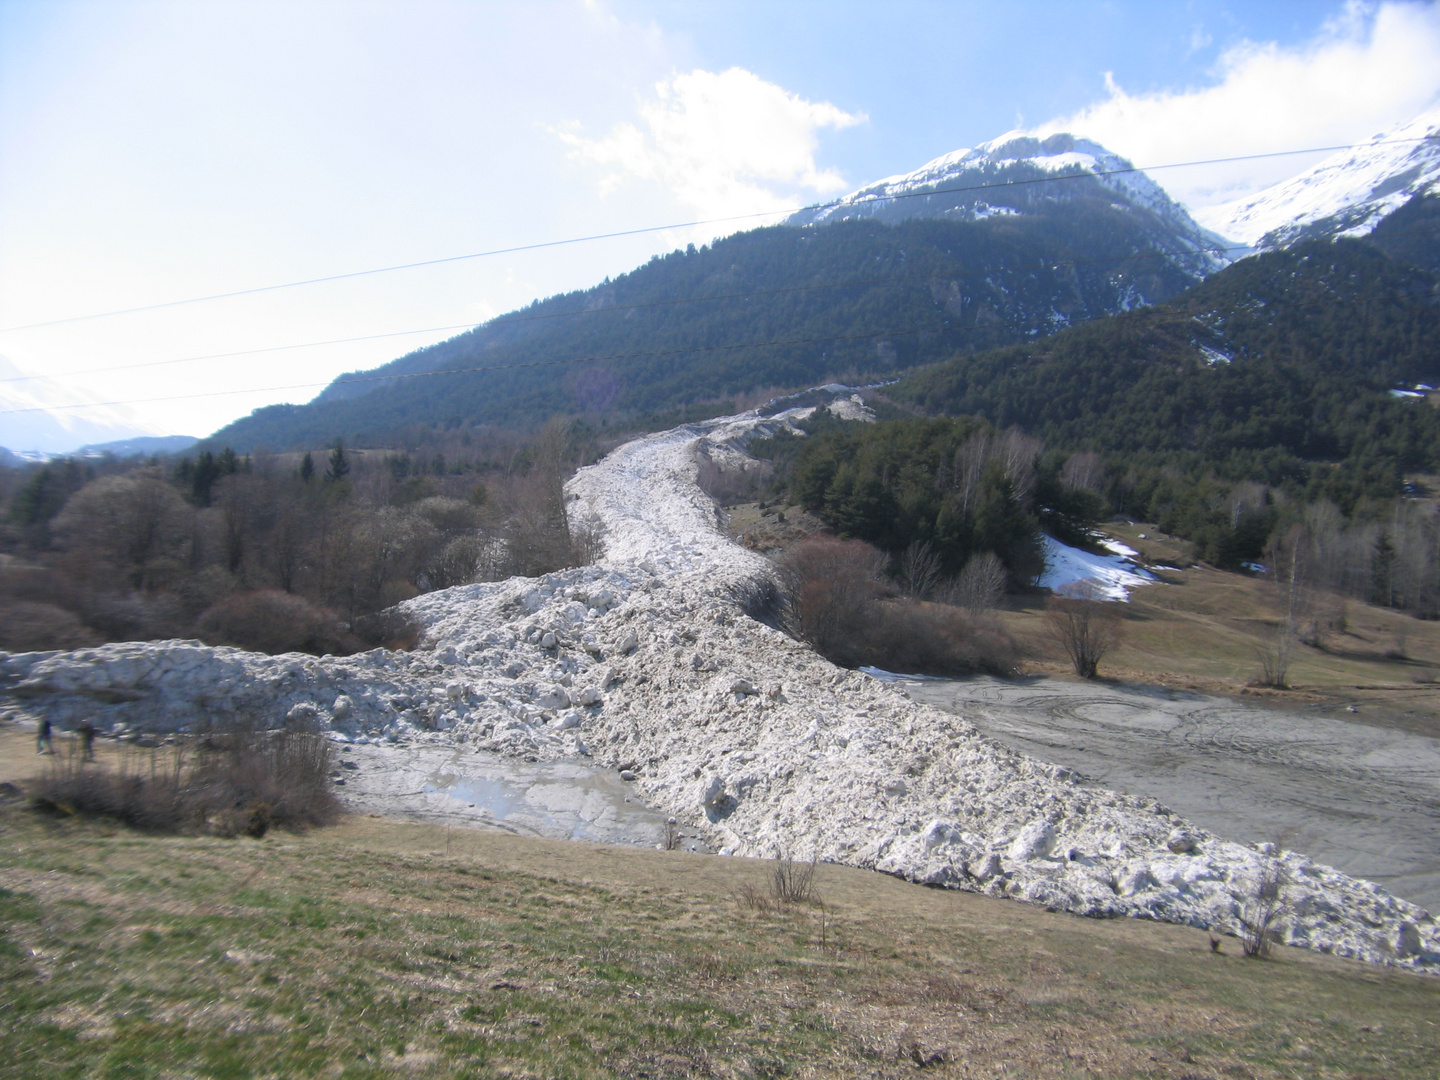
[
  {"left": 787, "top": 130, "right": 1230, "bottom": 280},
  {"left": 1194, "top": 104, "right": 1440, "bottom": 248}
]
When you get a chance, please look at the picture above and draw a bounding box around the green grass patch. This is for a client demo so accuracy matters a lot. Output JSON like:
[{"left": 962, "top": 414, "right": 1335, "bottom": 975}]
[{"left": 2, "top": 808, "right": 1437, "bottom": 1078}]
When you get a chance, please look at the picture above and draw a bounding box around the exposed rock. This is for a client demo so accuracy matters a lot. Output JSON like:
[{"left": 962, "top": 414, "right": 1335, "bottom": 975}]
[{"left": 1167, "top": 829, "right": 1200, "bottom": 855}]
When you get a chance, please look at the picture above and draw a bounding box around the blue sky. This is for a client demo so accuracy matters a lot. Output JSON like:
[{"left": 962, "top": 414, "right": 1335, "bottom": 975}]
[{"left": 2, "top": 0, "right": 1438, "bottom": 449}]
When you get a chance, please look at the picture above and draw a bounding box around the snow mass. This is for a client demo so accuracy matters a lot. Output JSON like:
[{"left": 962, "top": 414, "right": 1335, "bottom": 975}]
[{"left": 1, "top": 392, "right": 1436, "bottom": 974}]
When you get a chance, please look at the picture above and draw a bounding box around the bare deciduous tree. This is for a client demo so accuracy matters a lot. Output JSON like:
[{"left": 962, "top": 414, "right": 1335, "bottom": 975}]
[
  {"left": 898, "top": 540, "right": 942, "bottom": 599},
  {"left": 1045, "top": 582, "right": 1123, "bottom": 679},
  {"left": 1059, "top": 450, "right": 1106, "bottom": 493},
  {"left": 940, "top": 551, "right": 1007, "bottom": 612},
  {"left": 52, "top": 471, "right": 191, "bottom": 590}
]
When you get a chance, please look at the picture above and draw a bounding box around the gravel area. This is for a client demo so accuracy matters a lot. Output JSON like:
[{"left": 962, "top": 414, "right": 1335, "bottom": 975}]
[{"left": 897, "top": 675, "right": 1440, "bottom": 913}]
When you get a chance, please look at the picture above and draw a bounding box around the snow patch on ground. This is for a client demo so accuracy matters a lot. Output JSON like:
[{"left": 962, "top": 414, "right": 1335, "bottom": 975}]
[
  {"left": 1040, "top": 536, "right": 1157, "bottom": 601},
  {"left": 1199, "top": 344, "right": 1233, "bottom": 366},
  {"left": 3, "top": 389, "right": 1437, "bottom": 974}
]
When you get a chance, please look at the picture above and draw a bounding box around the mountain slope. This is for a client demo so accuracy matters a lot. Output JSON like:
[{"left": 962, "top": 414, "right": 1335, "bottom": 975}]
[
  {"left": 788, "top": 131, "right": 1230, "bottom": 280},
  {"left": 205, "top": 209, "right": 1204, "bottom": 452},
  {"left": 887, "top": 239, "right": 1440, "bottom": 500},
  {"left": 1195, "top": 105, "right": 1440, "bottom": 249}
]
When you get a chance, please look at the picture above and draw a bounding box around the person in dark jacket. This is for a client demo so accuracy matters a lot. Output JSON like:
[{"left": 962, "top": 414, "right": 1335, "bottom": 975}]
[
  {"left": 37, "top": 717, "right": 53, "bottom": 755},
  {"left": 78, "top": 719, "right": 96, "bottom": 761}
]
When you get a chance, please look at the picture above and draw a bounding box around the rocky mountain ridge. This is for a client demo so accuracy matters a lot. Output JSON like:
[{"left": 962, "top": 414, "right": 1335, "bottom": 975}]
[
  {"left": 1196, "top": 104, "right": 1440, "bottom": 249},
  {"left": 787, "top": 130, "right": 1231, "bottom": 281}
]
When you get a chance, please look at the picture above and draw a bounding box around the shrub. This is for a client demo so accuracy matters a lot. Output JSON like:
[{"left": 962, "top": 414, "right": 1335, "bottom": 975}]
[
  {"left": 866, "top": 600, "right": 1020, "bottom": 677},
  {"left": 1238, "top": 859, "right": 1288, "bottom": 959},
  {"left": 0, "top": 601, "right": 100, "bottom": 652},
  {"left": 780, "top": 536, "right": 1019, "bottom": 676},
  {"left": 1045, "top": 585, "right": 1123, "bottom": 679},
  {"left": 771, "top": 854, "right": 819, "bottom": 905},
  {"left": 30, "top": 722, "right": 339, "bottom": 834},
  {"left": 724, "top": 572, "right": 798, "bottom": 637},
  {"left": 351, "top": 607, "right": 424, "bottom": 651},
  {"left": 196, "top": 590, "right": 354, "bottom": 656}
]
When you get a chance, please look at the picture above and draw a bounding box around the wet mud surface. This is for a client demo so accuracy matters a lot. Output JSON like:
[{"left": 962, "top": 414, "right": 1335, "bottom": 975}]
[
  {"left": 901, "top": 675, "right": 1440, "bottom": 912},
  {"left": 331, "top": 741, "right": 707, "bottom": 851}
]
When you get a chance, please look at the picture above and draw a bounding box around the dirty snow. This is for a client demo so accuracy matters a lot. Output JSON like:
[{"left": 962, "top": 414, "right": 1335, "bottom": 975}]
[{"left": 2, "top": 390, "right": 1436, "bottom": 974}]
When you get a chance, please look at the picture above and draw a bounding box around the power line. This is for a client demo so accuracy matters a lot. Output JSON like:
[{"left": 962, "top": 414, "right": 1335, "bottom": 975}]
[
  {"left": 3, "top": 133, "right": 1435, "bottom": 334},
  {"left": 0, "top": 323, "right": 484, "bottom": 385},
  {"left": 1, "top": 244, "right": 1256, "bottom": 386},
  {"left": 0, "top": 287, "right": 1422, "bottom": 418},
  {"left": 0, "top": 326, "right": 947, "bottom": 415},
  {"left": 9, "top": 202, "right": 1434, "bottom": 387}
]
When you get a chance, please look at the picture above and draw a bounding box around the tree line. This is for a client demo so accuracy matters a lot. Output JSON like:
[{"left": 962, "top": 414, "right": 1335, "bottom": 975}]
[
  {"left": 752, "top": 412, "right": 1105, "bottom": 593},
  {"left": 0, "top": 421, "right": 608, "bottom": 656}
]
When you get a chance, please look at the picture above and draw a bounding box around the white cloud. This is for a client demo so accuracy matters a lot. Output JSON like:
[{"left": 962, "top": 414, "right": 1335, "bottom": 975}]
[
  {"left": 1036, "top": 1, "right": 1440, "bottom": 208},
  {"left": 558, "top": 67, "right": 865, "bottom": 231}
]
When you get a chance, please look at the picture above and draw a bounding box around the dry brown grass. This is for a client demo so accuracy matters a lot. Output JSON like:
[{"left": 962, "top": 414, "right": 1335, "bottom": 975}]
[
  {"left": 24, "top": 723, "right": 339, "bottom": 836},
  {"left": 1000, "top": 522, "right": 1440, "bottom": 736},
  {"left": 3, "top": 798, "right": 1437, "bottom": 1079}
]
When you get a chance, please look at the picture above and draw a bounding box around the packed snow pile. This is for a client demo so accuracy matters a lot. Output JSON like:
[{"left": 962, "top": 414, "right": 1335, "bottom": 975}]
[
  {"left": 2, "top": 392, "right": 1436, "bottom": 974},
  {"left": 1040, "top": 536, "right": 1156, "bottom": 601}
]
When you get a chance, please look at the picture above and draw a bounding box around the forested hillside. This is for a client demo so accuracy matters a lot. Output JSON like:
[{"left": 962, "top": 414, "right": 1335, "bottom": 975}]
[
  {"left": 870, "top": 237, "right": 1440, "bottom": 609},
  {"left": 888, "top": 239, "right": 1440, "bottom": 503},
  {"left": 206, "top": 201, "right": 1205, "bottom": 452}
]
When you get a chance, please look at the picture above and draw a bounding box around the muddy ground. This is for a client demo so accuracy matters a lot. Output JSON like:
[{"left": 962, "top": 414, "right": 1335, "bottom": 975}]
[{"left": 896, "top": 674, "right": 1440, "bottom": 912}]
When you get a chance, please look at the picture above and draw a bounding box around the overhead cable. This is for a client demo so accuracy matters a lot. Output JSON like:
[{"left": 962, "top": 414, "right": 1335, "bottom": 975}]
[{"left": 2, "top": 133, "right": 1435, "bottom": 333}]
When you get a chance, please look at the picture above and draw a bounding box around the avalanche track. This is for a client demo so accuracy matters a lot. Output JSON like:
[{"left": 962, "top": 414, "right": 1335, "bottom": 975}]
[{"left": 2, "top": 394, "right": 1437, "bottom": 973}]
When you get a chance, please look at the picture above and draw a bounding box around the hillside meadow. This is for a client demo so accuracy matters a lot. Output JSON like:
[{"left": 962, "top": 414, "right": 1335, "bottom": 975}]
[{"left": 2, "top": 726, "right": 1439, "bottom": 1080}]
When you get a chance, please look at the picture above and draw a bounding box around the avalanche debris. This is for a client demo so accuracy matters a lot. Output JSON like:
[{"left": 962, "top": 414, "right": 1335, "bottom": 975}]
[{"left": 1, "top": 393, "right": 1436, "bottom": 974}]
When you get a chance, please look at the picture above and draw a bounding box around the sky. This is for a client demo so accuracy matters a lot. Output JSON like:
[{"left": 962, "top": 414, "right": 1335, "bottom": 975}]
[{"left": 2, "top": 0, "right": 1439, "bottom": 451}]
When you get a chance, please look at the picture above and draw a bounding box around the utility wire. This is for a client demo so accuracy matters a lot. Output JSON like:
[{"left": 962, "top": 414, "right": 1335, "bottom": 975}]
[
  {"left": 0, "top": 288, "right": 1424, "bottom": 418},
  {"left": 8, "top": 204, "right": 1435, "bottom": 387},
  {"left": 0, "top": 244, "right": 1255, "bottom": 385},
  {"left": 3, "top": 133, "right": 1435, "bottom": 334},
  {"left": 0, "top": 326, "right": 947, "bottom": 414}
]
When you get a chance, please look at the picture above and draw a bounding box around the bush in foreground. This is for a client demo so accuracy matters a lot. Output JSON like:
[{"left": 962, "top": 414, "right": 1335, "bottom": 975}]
[{"left": 31, "top": 723, "right": 339, "bottom": 836}]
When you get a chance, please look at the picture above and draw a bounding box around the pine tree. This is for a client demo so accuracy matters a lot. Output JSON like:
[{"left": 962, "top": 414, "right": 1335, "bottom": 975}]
[
  {"left": 324, "top": 441, "right": 350, "bottom": 484},
  {"left": 299, "top": 452, "right": 315, "bottom": 484},
  {"left": 1371, "top": 531, "right": 1396, "bottom": 607}
]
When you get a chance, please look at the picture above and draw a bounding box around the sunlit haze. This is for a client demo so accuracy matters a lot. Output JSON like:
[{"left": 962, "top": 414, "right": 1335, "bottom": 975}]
[{"left": 2, "top": 0, "right": 1438, "bottom": 451}]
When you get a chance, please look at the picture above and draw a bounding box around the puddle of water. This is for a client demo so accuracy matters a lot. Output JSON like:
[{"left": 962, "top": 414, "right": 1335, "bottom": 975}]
[{"left": 422, "top": 752, "right": 692, "bottom": 848}]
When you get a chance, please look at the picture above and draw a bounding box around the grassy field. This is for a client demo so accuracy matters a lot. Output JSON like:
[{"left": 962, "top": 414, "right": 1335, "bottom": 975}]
[
  {"left": 3, "top": 750, "right": 1439, "bottom": 1079},
  {"left": 725, "top": 502, "right": 1440, "bottom": 737},
  {"left": 1007, "top": 522, "right": 1440, "bottom": 738}
]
